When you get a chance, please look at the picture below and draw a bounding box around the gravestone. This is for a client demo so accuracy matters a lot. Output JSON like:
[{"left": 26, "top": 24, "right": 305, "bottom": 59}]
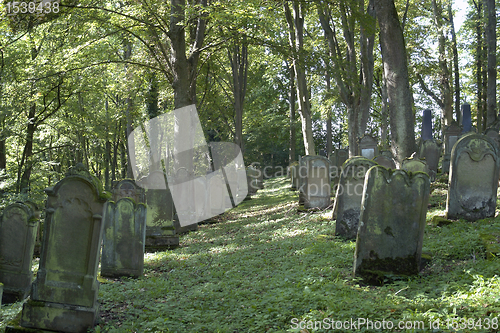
[
  {"left": 446, "top": 134, "right": 500, "bottom": 221},
  {"left": 112, "top": 179, "right": 145, "bottom": 204},
  {"left": 0, "top": 202, "right": 39, "bottom": 303},
  {"left": 333, "top": 157, "right": 377, "bottom": 239},
  {"left": 373, "top": 155, "right": 396, "bottom": 169},
  {"left": 251, "top": 163, "right": 264, "bottom": 189},
  {"left": 442, "top": 122, "right": 462, "bottom": 173},
  {"left": 17, "top": 164, "right": 107, "bottom": 333},
  {"left": 299, "top": 156, "right": 330, "bottom": 209},
  {"left": 485, "top": 128, "right": 499, "bottom": 149},
  {"left": 401, "top": 154, "right": 429, "bottom": 175},
  {"left": 171, "top": 168, "right": 198, "bottom": 233},
  {"left": 358, "top": 135, "right": 378, "bottom": 160},
  {"left": 208, "top": 172, "right": 229, "bottom": 217},
  {"left": 354, "top": 166, "right": 430, "bottom": 285},
  {"left": 141, "top": 171, "right": 179, "bottom": 249},
  {"left": 418, "top": 140, "right": 440, "bottom": 181},
  {"left": 290, "top": 162, "right": 299, "bottom": 190},
  {"left": 421, "top": 109, "right": 433, "bottom": 141},
  {"left": 461, "top": 103, "right": 472, "bottom": 134},
  {"left": 337, "top": 149, "right": 349, "bottom": 168},
  {"left": 247, "top": 165, "right": 260, "bottom": 195},
  {"left": 101, "top": 198, "right": 147, "bottom": 278},
  {"left": 193, "top": 177, "right": 208, "bottom": 221}
]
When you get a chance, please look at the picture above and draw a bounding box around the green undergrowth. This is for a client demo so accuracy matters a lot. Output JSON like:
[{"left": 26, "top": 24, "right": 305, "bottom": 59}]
[{"left": 1, "top": 176, "right": 500, "bottom": 332}]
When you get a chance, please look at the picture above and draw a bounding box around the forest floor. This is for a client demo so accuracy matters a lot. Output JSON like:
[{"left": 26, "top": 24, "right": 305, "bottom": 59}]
[{"left": 1, "top": 175, "right": 500, "bottom": 332}]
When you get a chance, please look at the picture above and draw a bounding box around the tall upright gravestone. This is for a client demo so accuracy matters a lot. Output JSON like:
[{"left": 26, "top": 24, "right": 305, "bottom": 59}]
[
  {"left": 333, "top": 157, "right": 377, "bottom": 239},
  {"left": 446, "top": 134, "right": 500, "bottom": 221},
  {"left": 289, "top": 162, "right": 299, "bottom": 190},
  {"left": 358, "top": 135, "right": 378, "bottom": 160},
  {"left": 16, "top": 164, "right": 107, "bottom": 333},
  {"left": 298, "top": 156, "right": 330, "bottom": 209},
  {"left": 0, "top": 202, "right": 39, "bottom": 303},
  {"left": 442, "top": 122, "right": 462, "bottom": 173},
  {"left": 139, "top": 170, "right": 179, "bottom": 248},
  {"left": 461, "top": 103, "right": 472, "bottom": 134},
  {"left": 101, "top": 198, "right": 147, "bottom": 278},
  {"left": 354, "top": 167, "right": 430, "bottom": 285}
]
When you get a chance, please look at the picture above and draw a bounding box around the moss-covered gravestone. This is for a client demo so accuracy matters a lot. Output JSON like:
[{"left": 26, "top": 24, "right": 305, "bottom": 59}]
[
  {"left": 15, "top": 163, "right": 107, "bottom": 333},
  {"left": 333, "top": 157, "right": 377, "bottom": 239},
  {"left": 141, "top": 171, "right": 179, "bottom": 249},
  {"left": 0, "top": 202, "right": 39, "bottom": 303},
  {"left": 299, "top": 156, "right": 330, "bottom": 209},
  {"left": 101, "top": 198, "right": 147, "bottom": 278},
  {"left": 112, "top": 179, "right": 145, "bottom": 204},
  {"left": 373, "top": 155, "right": 396, "bottom": 169},
  {"left": 446, "top": 134, "right": 500, "bottom": 221},
  {"left": 418, "top": 140, "right": 440, "bottom": 181},
  {"left": 354, "top": 167, "right": 430, "bottom": 285},
  {"left": 247, "top": 166, "right": 260, "bottom": 195},
  {"left": 401, "top": 155, "right": 429, "bottom": 175}
]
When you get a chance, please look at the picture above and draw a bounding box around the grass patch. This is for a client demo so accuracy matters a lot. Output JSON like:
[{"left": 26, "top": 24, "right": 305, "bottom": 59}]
[{"left": 1, "top": 176, "right": 500, "bottom": 332}]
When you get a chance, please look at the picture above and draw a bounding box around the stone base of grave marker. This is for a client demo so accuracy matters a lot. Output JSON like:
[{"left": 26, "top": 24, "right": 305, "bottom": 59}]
[{"left": 6, "top": 299, "right": 97, "bottom": 333}]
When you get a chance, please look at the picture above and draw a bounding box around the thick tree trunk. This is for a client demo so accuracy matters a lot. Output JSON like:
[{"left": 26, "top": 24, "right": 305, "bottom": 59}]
[
  {"left": 18, "top": 104, "right": 36, "bottom": 193},
  {"left": 484, "top": 0, "right": 496, "bottom": 126},
  {"left": 380, "top": 69, "right": 389, "bottom": 148},
  {"left": 475, "top": 1, "right": 484, "bottom": 132},
  {"left": 326, "top": 68, "right": 332, "bottom": 156},
  {"left": 376, "top": 0, "right": 415, "bottom": 163}
]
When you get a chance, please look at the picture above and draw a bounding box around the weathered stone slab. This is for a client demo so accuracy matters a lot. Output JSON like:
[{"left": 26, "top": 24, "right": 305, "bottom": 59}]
[
  {"left": 171, "top": 168, "right": 198, "bottom": 233},
  {"left": 418, "top": 140, "right": 440, "bottom": 181},
  {"left": 0, "top": 202, "right": 38, "bottom": 303},
  {"left": 101, "top": 198, "right": 147, "bottom": 278},
  {"left": 461, "top": 103, "right": 472, "bottom": 134},
  {"left": 141, "top": 171, "right": 179, "bottom": 248},
  {"left": 401, "top": 155, "right": 429, "bottom": 175},
  {"left": 354, "top": 167, "right": 430, "bottom": 285},
  {"left": 446, "top": 134, "right": 500, "bottom": 221},
  {"left": 333, "top": 157, "right": 377, "bottom": 239},
  {"left": 421, "top": 109, "right": 433, "bottom": 141},
  {"left": 18, "top": 163, "right": 107, "bottom": 333},
  {"left": 298, "top": 156, "right": 331, "bottom": 209},
  {"left": 373, "top": 155, "right": 396, "bottom": 169},
  {"left": 442, "top": 122, "right": 461, "bottom": 173},
  {"left": 112, "top": 179, "right": 145, "bottom": 204},
  {"left": 337, "top": 149, "right": 349, "bottom": 167},
  {"left": 246, "top": 165, "right": 261, "bottom": 195},
  {"left": 358, "top": 135, "right": 378, "bottom": 160}
]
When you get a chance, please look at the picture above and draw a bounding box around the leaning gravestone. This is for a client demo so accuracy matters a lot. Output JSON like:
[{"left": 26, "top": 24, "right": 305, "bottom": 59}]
[
  {"left": 0, "top": 202, "right": 38, "bottom": 303},
  {"left": 373, "top": 155, "right": 396, "bottom": 169},
  {"left": 140, "top": 170, "right": 179, "bottom": 249},
  {"left": 354, "top": 166, "right": 430, "bottom": 285},
  {"left": 15, "top": 163, "right": 108, "bottom": 333},
  {"left": 333, "top": 157, "right": 377, "bottom": 239},
  {"left": 485, "top": 128, "right": 499, "bottom": 149},
  {"left": 442, "top": 122, "right": 462, "bottom": 173},
  {"left": 358, "top": 135, "right": 378, "bottom": 160},
  {"left": 299, "top": 156, "right": 330, "bottom": 209},
  {"left": 446, "top": 134, "right": 500, "bottom": 221},
  {"left": 101, "top": 198, "right": 147, "bottom": 278},
  {"left": 337, "top": 149, "right": 349, "bottom": 169}
]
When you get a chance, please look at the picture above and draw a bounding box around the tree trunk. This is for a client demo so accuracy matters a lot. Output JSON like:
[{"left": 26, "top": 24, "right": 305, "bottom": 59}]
[
  {"left": 326, "top": 67, "right": 332, "bottom": 156},
  {"left": 475, "top": 0, "right": 483, "bottom": 132},
  {"left": 432, "top": 0, "right": 453, "bottom": 128},
  {"left": 484, "top": 0, "right": 496, "bottom": 126},
  {"left": 284, "top": 1, "right": 315, "bottom": 156},
  {"left": 289, "top": 63, "right": 296, "bottom": 164},
  {"left": 449, "top": 3, "right": 461, "bottom": 124},
  {"left": 229, "top": 37, "right": 248, "bottom": 151},
  {"left": 380, "top": 69, "right": 389, "bottom": 149},
  {"left": 18, "top": 104, "right": 37, "bottom": 193},
  {"left": 376, "top": 0, "right": 415, "bottom": 163}
]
